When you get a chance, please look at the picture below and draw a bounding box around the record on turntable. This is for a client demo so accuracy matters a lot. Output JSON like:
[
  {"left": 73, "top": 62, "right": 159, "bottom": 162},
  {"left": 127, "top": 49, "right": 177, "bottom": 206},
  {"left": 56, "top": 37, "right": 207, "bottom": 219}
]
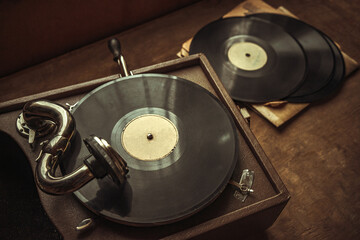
[
  {"left": 9, "top": 35, "right": 291, "bottom": 238},
  {"left": 189, "top": 14, "right": 345, "bottom": 103},
  {"left": 61, "top": 73, "right": 239, "bottom": 225},
  {"left": 14, "top": 39, "right": 239, "bottom": 226}
]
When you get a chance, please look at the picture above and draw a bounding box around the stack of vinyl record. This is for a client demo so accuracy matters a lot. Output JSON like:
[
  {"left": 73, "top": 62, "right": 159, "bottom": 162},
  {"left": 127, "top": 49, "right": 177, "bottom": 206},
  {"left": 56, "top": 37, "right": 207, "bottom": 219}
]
[{"left": 189, "top": 13, "right": 345, "bottom": 103}]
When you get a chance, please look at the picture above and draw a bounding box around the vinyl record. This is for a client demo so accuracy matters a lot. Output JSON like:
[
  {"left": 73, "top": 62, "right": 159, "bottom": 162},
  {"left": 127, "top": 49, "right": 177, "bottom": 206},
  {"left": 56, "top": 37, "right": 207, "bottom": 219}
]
[
  {"left": 248, "top": 13, "right": 335, "bottom": 99},
  {"left": 61, "top": 74, "right": 238, "bottom": 226},
  {"left": 189, "top": 17, "right": 307, "bottom": 103},
  {"left": 284, "top": 33, "right": 345, "bottom": 102}
]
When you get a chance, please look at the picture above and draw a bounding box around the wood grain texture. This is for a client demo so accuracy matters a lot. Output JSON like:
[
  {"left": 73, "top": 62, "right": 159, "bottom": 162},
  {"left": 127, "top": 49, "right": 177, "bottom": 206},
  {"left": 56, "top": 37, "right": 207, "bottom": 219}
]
[
  {"left": 0, "top": 0, "right": 359, "bottom": 239},
  {"left": 0, "top": 0, "right": 200, "bottom": 77},
  {"left": 251, "top": 0, "right": 360, "bottom": 239}
]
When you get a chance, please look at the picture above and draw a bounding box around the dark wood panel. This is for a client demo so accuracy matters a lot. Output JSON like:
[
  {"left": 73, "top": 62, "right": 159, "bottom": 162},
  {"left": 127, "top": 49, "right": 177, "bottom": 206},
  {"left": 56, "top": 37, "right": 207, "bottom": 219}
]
[
  {"left": 0, "top": 0, "right": 241, "bottom": 103},
  {"left": 0, "top": 0, "right": 199, "bottom": 77}
]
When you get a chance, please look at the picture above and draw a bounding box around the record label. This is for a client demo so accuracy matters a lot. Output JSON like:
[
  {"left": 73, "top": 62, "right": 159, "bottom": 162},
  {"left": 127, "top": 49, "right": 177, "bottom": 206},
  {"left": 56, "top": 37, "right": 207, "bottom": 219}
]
[
  {"left": 121, "top": 114, "right": 179, "bottom": 161},
  {"left": 227, "top": 42, "right": 267, "bottom": 71}
]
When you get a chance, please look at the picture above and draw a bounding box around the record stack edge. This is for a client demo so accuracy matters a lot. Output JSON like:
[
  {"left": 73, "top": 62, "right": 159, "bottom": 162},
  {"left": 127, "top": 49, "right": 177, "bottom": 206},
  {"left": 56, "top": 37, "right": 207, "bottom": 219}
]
[{"left": 177, "top": 0, "right": 359, "bottom": 127}]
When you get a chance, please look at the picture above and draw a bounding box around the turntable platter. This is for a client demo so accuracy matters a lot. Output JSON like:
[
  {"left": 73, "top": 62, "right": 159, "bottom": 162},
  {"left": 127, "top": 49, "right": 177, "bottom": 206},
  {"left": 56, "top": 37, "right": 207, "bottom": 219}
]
[{"left": 62, "top": 74, "right": 238, "bottom": 226}]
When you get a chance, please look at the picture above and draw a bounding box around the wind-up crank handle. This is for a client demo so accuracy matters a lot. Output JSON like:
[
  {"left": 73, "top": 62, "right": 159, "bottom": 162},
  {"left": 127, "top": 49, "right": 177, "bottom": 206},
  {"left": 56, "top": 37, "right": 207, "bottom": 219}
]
[{"left": 108, "top": 38, "right": 129, "bottom": 77}]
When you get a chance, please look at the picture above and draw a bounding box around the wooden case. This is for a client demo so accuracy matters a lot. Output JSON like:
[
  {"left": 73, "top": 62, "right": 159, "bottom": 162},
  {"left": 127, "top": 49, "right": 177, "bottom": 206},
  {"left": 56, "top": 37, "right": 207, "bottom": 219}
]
[{"left": 0, "top": 54, "right": 289, "bottom": 239}]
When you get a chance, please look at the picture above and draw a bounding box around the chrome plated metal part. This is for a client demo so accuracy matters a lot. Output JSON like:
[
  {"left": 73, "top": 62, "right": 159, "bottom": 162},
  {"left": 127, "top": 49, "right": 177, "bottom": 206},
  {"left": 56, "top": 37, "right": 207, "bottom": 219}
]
[
  {"left": 76, "top": 218, "right": 94, "bottom": 231},
  {"left": 18, "top": 100, "right": 128, "bottom": 195},
  {"left": 66, "top": 102, "right": 79, "bottom": 112},
  {"left": 108, "top": 38, "right": 129, "bottom": 77},
  {"left": 119, "top": 56, "right": 129, "bottom": 77},
  {"left": 230, "top": 169, "right": 254, "bottom": 202},
  {"left": 16, "top": 112, "right": 56, "bottom": 148},
  {"left": 22, "top": 100, "right": 94, "bottom": 194},
  {"left": 239, "top": 169, "right": 255, "bottom": 194}
]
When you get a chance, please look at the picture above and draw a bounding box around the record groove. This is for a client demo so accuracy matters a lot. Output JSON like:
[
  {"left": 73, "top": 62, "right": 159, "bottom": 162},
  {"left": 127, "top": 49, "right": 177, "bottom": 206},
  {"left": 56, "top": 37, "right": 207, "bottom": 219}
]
[
  {"left": 285, "top": 33, "right": 345, "bottom": 102},
  {"left": 61, "top": 74, "right": 238, "bottom": 226},
  {"left": 190, "top": 17, "right": 307, "bottom": 103},
  {"left": 248, "top": 13, "right": 336, "bottom": 99}
]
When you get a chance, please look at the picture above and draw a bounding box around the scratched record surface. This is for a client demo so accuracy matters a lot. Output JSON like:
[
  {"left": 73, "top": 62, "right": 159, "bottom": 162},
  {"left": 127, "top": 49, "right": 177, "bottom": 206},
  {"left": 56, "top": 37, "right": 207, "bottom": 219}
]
[
  {"left": 61, "top": 74, "right": 238, "bottom": 226},
  {"left": 189, "top": 17, "right": 307, "bottom": 103},
  {"left": 248, "top": 13, "right": 335, "bottom": 100}
]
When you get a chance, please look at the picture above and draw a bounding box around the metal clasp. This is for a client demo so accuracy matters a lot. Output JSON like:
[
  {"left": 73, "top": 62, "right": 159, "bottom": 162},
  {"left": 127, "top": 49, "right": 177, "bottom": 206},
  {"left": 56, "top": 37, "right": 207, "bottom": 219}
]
[
  {"left": 229, "top": 169, "right": 254, "bottom": 202},
  {"left": 16, "top": 112, "right": 56, "bottom": 149},
  {"left": 66, "top": 102, "right": 79, "bottom": 112}
]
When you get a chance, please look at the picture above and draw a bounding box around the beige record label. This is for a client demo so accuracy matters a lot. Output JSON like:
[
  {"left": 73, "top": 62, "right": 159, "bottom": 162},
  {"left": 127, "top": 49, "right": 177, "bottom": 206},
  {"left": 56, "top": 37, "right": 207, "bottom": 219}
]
[
  {"left": 121, "top": 114, "right": 179, "bottom": 161},
  {"left": 227, "top": 42, "right": 267, "bottom": 71}
]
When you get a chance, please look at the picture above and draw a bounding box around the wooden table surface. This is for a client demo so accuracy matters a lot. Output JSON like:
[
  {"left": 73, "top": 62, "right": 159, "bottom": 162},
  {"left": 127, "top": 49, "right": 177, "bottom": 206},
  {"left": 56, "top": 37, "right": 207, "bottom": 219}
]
[{"left": 1, "top": 0, "right": 359, "bottom": 239}]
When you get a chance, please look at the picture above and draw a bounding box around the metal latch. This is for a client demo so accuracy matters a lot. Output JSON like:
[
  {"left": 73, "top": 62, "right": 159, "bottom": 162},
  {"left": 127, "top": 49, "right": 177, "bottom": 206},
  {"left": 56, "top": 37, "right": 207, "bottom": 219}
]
[{"left": 229, "top": 169, "right": 254, "bottom": 202}]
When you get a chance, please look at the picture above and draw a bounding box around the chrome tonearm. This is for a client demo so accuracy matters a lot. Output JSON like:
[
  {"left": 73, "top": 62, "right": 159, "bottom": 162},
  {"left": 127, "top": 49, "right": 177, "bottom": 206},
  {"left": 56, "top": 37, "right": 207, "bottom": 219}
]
[{"left": 19, "top": 100, "right": 128, "bottom": 195}]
